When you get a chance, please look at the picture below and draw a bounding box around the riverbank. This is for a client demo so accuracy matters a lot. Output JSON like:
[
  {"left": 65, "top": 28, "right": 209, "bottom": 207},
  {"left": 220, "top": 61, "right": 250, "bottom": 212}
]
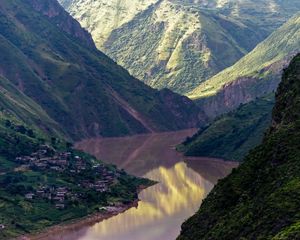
[
  {"left": 14, "top": 184, "right": 154, "bottom": 240},
  {"left": 18, "top": 201, "right": 138, "bottom": 240}
]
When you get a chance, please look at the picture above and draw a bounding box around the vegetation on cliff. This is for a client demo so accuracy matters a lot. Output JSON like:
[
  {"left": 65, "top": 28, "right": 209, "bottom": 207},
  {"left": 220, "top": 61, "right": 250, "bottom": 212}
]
[{"left": 177, "top": 54, "right": 300, "bottom": 240}]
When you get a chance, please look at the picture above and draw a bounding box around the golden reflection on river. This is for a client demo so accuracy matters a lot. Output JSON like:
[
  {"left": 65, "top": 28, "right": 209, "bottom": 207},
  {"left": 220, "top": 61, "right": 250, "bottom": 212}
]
[
  {"left": 79, "top": 162, "right": 213, "bottom": 240},
  {"left": 40, "top": 129, "right": 237, "bottom": 240}
]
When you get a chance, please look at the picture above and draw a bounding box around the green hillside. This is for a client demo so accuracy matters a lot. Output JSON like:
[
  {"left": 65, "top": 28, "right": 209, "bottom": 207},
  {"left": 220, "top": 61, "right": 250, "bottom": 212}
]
[
  {"left": 0, "top": 114, "right": 151, "bottom": 238},
  {"left": 178, "top": 54, "right": 300, "bottom": 240},
  {"left": 60, "top": 0, "right": 300, "bottom": 94},
  {"left": 0, "top": 0, "right": 204, "bottom": 140},
  {"left": 178, "top": 95, "right": 274, "bottom": 161},
  {"left": 189, "top": 13, "right": 300, "bottom": 99}
]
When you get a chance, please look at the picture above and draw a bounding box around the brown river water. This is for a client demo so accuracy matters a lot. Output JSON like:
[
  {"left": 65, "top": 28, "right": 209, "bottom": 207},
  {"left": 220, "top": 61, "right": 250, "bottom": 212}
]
[{"left": 38, "top": 129, "right": 238, "bottom": 240}]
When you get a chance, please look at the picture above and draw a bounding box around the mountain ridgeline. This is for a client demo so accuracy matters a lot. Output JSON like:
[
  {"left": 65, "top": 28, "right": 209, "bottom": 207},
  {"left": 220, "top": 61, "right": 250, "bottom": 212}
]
[
  {"left": 178, "top": 54, "right": 300, "bottom": 240},
  {"left": 0, "top": 0, "right": 205, "bottom": 141},
  {"left": 59, "top": 0, "right": 300, "bottom": 94}
]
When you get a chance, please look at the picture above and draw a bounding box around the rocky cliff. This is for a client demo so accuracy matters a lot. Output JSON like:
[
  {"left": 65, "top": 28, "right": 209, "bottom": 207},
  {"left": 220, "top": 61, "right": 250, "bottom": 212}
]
[
  {"left": 189, "top": 14, "right": 300, "bottom": 118},
  {"left": 30, "top": 0, "right": 96, "bottom": 49},
  {"left": 195, "top": 57, "right": 291, "bottom": 119}
]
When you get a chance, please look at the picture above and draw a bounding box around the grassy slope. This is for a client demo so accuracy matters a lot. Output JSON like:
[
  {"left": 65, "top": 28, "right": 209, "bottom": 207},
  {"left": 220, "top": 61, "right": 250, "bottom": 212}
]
[
  {"left": 60, "top": 0, "right": 300, "bottom": 94},
  {"left": 189, "top": 13, "right": 300, "bottom": 99},
  {"left": 178, "top": 95, "right": 274, "bottom": 161},
  {"left": 0, "top": 0, "right": 203, "bottom": 140},
  {"left": 177, "top": 54, "right": 300, "bottom": 240}
]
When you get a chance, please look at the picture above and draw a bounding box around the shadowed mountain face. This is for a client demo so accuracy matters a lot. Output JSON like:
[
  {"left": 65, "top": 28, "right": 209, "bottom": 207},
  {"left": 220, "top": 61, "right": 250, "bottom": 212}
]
[
  {"left": 59, "top": 0, "right": 300, "bottom": 94},
  {"left": 0, "top": 0, "right": 206, "bottom": 140},
  {"left": 177, "top": 54, "right": 300, "bottom": 240}
]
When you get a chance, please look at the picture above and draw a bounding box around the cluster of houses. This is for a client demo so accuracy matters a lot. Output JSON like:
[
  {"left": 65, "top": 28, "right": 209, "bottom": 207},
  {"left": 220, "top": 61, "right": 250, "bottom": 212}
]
[
  {"left": 19, "top": 146, "right": 122, "bottom": 209},
  {"left": 25, "top": 186, "right": 72, "bottom": 209},
  {"left": 15, "top": 145, "right": 81, "bottom": 173}
]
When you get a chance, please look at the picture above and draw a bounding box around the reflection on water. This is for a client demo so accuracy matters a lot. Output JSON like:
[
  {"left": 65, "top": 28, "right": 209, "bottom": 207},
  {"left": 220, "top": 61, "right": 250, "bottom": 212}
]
[
  {"left": 41, "top": 129, "right": 237, "bottom": 240},
  {"left": 78, "top": 162, "right": 213, "bottom": 240}
]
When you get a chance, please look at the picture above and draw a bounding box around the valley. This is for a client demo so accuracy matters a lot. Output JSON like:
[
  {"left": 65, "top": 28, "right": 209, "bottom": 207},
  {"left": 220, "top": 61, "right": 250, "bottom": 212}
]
[
  {"left": 32, "top": 129, "right": 237, "bottom": 240},
  {"left": 0, "top": 0, "right": 299, "bottom": 239}
]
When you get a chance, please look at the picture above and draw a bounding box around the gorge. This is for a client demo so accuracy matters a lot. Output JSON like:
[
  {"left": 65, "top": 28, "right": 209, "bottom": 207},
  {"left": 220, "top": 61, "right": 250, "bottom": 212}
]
[
  {"left": 0, "top": 0, "right": 299, "bottom": 239},
  {"left": 31, "top": 130, "right": 238, "bottom": 240}
]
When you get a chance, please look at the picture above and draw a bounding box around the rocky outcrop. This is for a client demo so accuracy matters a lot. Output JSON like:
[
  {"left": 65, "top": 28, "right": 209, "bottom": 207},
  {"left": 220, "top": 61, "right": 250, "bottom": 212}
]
[
  {"left": 196, "top": 57, "right": 293, "bottom": 119},
  {"left": 29, "top": 0, "right": 96, "bottom": 49}
]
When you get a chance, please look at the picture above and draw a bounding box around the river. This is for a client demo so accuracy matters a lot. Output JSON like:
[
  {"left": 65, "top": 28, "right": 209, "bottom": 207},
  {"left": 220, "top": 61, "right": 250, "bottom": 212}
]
[{"left": 39, "top": 129, "right": 237, "bottom": 240}]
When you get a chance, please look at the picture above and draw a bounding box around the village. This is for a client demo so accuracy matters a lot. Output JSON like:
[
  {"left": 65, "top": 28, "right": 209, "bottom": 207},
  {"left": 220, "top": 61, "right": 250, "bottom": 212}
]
[{"left": 15, "top": 145, "right": 120, "bottom": 209}]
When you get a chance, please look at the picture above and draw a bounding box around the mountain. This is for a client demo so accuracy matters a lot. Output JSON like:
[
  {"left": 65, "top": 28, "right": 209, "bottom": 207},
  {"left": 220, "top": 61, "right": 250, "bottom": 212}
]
[
  {"left": 189, "top": 13, "right": 300, "bottom": 118},
  {"left": 178, "top": 95, "right": 274, "bottom": 161},
  {"left": 0, "top": 0, "right": 205, "bottom": 140},
  {"left": 177, "top": 54, "right": 300, "bottom": 240},
  {"left": 59, "top": 0, "right": 300, "bottom": 94}
]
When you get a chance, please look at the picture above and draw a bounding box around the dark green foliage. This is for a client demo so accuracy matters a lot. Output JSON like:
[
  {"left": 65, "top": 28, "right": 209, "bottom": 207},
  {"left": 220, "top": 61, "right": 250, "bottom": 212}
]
[
  {"left": 178, "top": 95, "right": 275, "bottom": 161},
  {"left": 177, "top": 54, "right": 300, "bottom": 240},
  {"left": 0, "top": 165, "right": 150, "bottom": 239}
]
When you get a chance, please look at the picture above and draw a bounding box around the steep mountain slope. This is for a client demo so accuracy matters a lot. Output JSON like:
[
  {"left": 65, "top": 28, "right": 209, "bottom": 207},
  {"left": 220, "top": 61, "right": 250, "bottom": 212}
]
[
  {"left": 189, "top": 13, "right": 300, "bottom": 118},
  {"left": 59, "top": 0, "right": 300, "bottom": 94},
  {"left": 0, "top": 75, "right": 63, "bottom": 138},
  {"left": 0, "top": 0, "right": 205, "bottom": 140},
  {"left": 178, "top": 54, "right": 300, "bottom": 240},
  {"left": 178, "top": 95, "right": 274, "bottom": 161},
  {"left": 59, "top": 0, "right": 158, "bottom": 47}
]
